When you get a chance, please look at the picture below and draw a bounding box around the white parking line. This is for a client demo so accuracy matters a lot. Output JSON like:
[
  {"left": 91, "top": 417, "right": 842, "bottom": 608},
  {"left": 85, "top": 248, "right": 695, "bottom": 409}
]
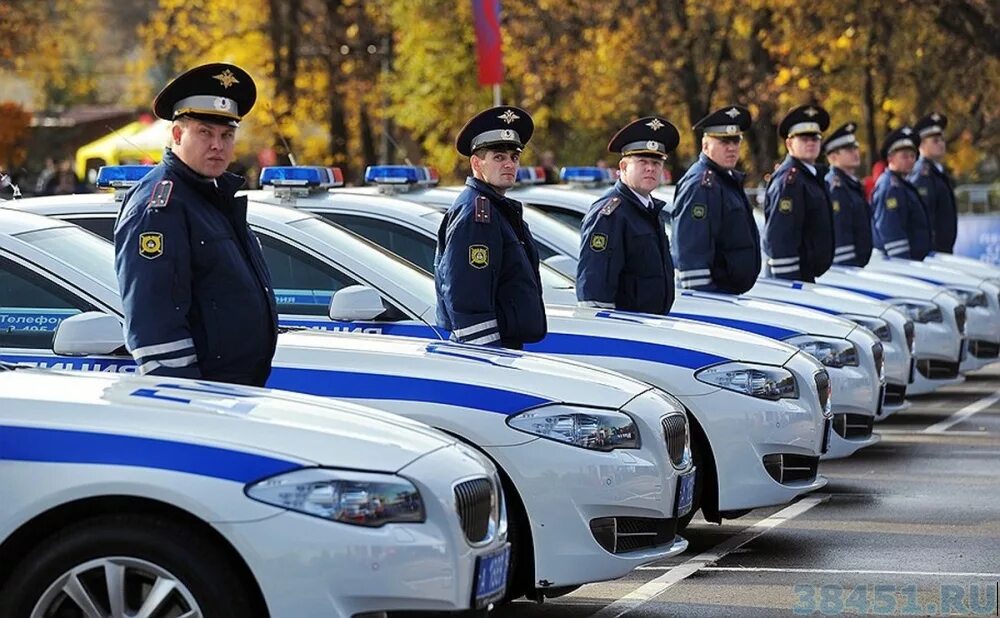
[
  {"left": 591, "top": 495, "right": 827, "bottom": 618},
  {"left": 693, "top": 567, "right": 1000, "bottom": 578},
  {"left": 923, "top": 391, "right": 1000, "bottom": 434}
]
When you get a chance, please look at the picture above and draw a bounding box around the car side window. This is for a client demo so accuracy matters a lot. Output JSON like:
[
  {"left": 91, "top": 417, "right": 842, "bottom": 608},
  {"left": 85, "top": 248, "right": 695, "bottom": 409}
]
[
  {"left": 68, "top": 217, "right": 115, "bottom": 242},
  {"left": 0, "top": 257, "right": 97, "bottom": 349},
  {"left": 321, "top": 213, "right": 438, "bottom": 274}
]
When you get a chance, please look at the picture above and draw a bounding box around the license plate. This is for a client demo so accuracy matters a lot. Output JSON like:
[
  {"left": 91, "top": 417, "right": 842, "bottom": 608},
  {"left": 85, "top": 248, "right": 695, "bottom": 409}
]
[
  {"left": 473, "top": 543, "right": 510, "bottom": 608},
  {"left": 675, "top": 467, "right": 696, "bottom": 518}
]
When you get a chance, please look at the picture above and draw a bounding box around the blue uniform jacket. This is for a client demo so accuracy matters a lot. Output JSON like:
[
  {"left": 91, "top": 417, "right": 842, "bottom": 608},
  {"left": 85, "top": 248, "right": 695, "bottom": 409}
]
[
  {"left": 909, "top": 157, "right": 957, "bottom": 253},
  {"left": 671, "top": 154, "right": 761, "bottom": 294},
  {"left": 871, "top": 170, "right": 932, "bottom": 261},
  {"left": 825, "top": 166, "right": 874, "bottom": 267},
  {"left": 762, "top": 156, "right": 835, "bottom": 282},
  {"left": 114, "top": 150, "right": 278, "bottom": 386},
  {"left": 577, "top": 181, "right": 675, "bottom": 314},
  {"left": 435, "top": 177, "right": 547, "bottom": 348}
]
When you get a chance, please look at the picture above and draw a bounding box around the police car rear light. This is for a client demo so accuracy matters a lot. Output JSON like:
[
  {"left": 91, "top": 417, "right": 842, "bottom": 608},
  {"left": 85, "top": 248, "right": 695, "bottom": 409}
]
[
  {"left": 95, "top": 165, "right": 155, "bottom": 189},
  {"left": 364, "top": 165, "right": 438, "bottom": 186},
  {"left": 560, "top": 166, "right": 611, "bottom": 184},
  {"left": 327, "top": 167, "right": 345, "bottom": 186},
  {"left": 260, "top": 166, "right": 338, "bottom": 188}
]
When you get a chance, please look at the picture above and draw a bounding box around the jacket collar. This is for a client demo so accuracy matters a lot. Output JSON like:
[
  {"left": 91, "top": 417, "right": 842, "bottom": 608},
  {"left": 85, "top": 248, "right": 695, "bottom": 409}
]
[
  {"left": 466, "top": 177, "right": 523, "bottom": 213},
  {"left": 699, "top": 153, "right": 746, "bottom": 185},
  {"left": 613, "top": 180, "right": 665, "bottom": 216},
  {"left": 162, "top": 149, "right": 245, "bottom": 197}
]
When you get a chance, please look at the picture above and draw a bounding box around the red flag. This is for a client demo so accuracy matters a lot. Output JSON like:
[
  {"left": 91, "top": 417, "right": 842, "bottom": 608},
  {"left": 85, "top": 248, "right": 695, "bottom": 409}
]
[{"left": 472, "top": 0, "right": 504, "bottom": 86}]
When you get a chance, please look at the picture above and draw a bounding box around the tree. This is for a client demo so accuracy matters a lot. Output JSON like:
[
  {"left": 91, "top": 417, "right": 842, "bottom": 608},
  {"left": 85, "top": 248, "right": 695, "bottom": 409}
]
[{"left": 0, "top": 101, "right": 31, "bottom": 170}]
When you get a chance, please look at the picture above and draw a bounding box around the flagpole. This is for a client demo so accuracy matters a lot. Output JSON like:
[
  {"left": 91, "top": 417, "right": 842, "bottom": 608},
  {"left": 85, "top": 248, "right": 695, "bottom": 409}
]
[{"left": 493, "top": 83, "right": 501, "bottom": 106}]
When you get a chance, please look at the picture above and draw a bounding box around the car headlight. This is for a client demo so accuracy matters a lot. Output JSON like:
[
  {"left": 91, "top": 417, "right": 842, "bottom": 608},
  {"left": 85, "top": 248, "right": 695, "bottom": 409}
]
[
  {"left": 891, "top": 300, "right": 943, "bottom": 323},
  {"left": 784, "top": 335, "right": 859, "bottom": 368},
  {"left": 507, "top": 405, "right": 639, "bottom": 451},
  {"left": 842, "top": 314, "right": 891, "bottom": 342},
  {"left": 948, "top": 287, "right": 987, "bottom": 308},
  {"left": 695, "top": 362, "right": 798, "bottom": 400},
  {"left": 246, "top": 468, "right": 425, "bottom": 527}
]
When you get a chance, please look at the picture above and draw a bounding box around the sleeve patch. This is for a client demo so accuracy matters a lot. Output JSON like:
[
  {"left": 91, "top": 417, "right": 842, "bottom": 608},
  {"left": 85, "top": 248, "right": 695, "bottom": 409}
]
[
  {"left": 474, "top": 195, "right": 491, "bottom": 223},
  {"left": 590, "top": 233, "right": 608, "bottom": 251},
  {"left": 691, "top": 204, "right": 707, "bottom": 219},
  {"left": 139, "top": 232, "right": 164, "bottom": 259},
  {"left": 469, "top": 244, "right": 489, "bottom": 268},
  {"left": 148, "top": 180, "right": 173, "bottom": 209},
  {"left": 600, "top": 197, "right": 621, "bottom": 216},
  {"left": 779, "top": 198, "right": 793, "bottom": 214},
  {"left": 918, "top": 187, "right": 929, "bottom": 196},
  {"left": 886, "top": 197, "right": 898, "bottom": 210},
  {"left": 832, "top": 200, "right": 840, "bottom": 213}
]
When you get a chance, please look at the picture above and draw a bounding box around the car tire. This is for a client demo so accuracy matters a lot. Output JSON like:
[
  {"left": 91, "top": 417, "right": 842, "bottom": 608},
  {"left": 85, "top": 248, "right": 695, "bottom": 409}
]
[{"left": 0, "top": 513, "right": 263, "bottom": 618}]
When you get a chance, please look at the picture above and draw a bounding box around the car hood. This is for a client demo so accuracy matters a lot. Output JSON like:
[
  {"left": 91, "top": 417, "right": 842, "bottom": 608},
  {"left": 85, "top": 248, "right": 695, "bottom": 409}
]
[
  {"left": 272, "top": 330, "right": 653, "bottom": 411},
  {"left": 0, "top": 367, "right": 455, "bottom": 473},
  {"left": 671, "top": 291, "right": 856, "bottom": 339},
  {"left": 748, "top": 278, "right": 898, "bottom": 319},
  {"left": 818, "top": 266, "right": 944, "bottom": 301}
]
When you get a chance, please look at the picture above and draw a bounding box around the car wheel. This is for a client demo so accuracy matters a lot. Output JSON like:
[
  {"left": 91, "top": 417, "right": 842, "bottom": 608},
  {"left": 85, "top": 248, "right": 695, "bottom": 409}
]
[{"left": 0, "top": 513, "right": 263, "bottom": 618}]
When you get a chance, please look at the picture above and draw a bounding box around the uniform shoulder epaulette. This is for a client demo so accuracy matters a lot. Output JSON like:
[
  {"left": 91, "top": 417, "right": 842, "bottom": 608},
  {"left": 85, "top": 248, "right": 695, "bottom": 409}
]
[
  {"left": 889, "top": 174, "right": 899, "bottom": 188},
  {"left": 600, "top": 196, "right": 621, "bottom": 216},
  {"left": 700, "top": 169, "right": 714, "bottom": 188},
  {"left": 830, "top": 173, "right": 841, "bottom": 188},
  {"left": 473, "top": 194, "right": 491, "bottom": 223},
  {"left": 784, "top": 166, "right": 798, "bottom": 185},
  {"left": 147, "top": 179, "right": 173, "bottom": 209}
]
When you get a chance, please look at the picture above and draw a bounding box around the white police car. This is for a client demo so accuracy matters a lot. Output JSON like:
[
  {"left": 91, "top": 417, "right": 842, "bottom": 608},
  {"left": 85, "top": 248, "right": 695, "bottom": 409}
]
[
  {"left": 0, "top": 363, "right": 509, "bottom": 616},
  {"left": 254, "top": 171, "right": 883, "bottom": 458},
  {"left": 0, "top": 205, "right": 693, "bottom": 600},
  {"left": 4, "top": 175, "right": 832, "bottom": 535}
]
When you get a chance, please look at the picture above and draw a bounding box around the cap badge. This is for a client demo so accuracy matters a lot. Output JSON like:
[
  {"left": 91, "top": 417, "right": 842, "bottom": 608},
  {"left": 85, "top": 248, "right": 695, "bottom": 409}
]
[
  {"left": 213, "top": 97, "right": 232, "bottom": 111},
  {"left": 725, "top": 107, "right": 741, "bottom": 118},
  {"left": 846, "top": 123, "right": 855, "bottom": 132},
  {"left": 498, "top": 109, "right": 520, "bottom": 124},
  {"left": 645, "top": 141, "right": 659, "bottom": 151},
  {"left": 726, "top": 125, "right": 738, "bottom": 134},
  {"left": 931, "top": 113, "right": 941, "bottom": 122},
  {"left": 902, "top": 127, "right": 912, "bottom": 135},
  {"left": 646, "top": 118, "right": 665, "bottom": 131},
  {"left": 804, "top": 107, "right": 819, "bottom": 117},
  {"left": 500, "top": 129, "right": 515, "bottom": 140},
  {"left": 212, "top": 69, "right": 240, "bottom": 89}
]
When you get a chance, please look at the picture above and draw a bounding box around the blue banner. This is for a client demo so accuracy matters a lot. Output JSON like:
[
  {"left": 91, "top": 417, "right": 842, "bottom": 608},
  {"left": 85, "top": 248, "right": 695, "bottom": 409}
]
[{"left": 954, "top": 214, "right": 1000, "bottom": 265}]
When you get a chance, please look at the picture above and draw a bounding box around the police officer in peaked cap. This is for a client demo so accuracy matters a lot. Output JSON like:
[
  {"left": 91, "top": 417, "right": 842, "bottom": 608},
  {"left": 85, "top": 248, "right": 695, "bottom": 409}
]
[
  {"left": 909, "top": 112, "right": 957, "bottom": 253},
  {"left": 871, "top": 126, "right": 932, "bottom": 260},
  {"left": 434, "top": 106, "right": 547, "bottom": 349},
  {"left": 823, "top": 122, "right": 874, "bottom": 267},
  {"left": 115, "top": 63, "right": 279, "bottom": 385},
  {"left": 762, "top": 104, "right": 836, "bottom": 282},
  {"left": 671, "top": 105, "right": 761, "bottom": 294},
  {"left": 577, "top": 116, "right": 679, "bottom": 314}
]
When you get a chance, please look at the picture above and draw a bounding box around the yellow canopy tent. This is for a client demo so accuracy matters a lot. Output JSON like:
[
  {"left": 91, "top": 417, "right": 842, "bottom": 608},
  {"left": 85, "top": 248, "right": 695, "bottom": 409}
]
[{"left": 75, "top": 120, "right": 172, "bottom": 181}]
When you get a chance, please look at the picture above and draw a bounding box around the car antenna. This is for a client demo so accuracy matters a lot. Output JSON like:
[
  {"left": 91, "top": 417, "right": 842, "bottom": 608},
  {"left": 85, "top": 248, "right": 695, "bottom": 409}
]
[
  {"left": 105, "top": 123, "right": 160, "bottom": 165},
  {"left": 382, "top": 129, "right": 413, "bottom": 166},
  {"left": 265, "top": 103, "right": 298, "bottom": 166}
]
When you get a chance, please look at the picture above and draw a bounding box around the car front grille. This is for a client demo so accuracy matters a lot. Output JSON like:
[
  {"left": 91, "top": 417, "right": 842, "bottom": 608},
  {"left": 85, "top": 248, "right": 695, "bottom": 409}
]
[
  {"left": 884, "top": 383, "right": 907, "bottom": 405},
  {"left": 916, "top": 359, "right": 961, "bottom": 380},
  {"left": 661, "top": 413, "right": 688, "bottom": 468},
  {"left": 872, "top": 342, "right": 884, "bottom": 379},
  {"left": 589, "top": 516, "right": 678, "bottom": 554},
  {"left": 814, "top": 370, "right": 832, "bottom": 418},
  {"left": 832, "top": 413, "right": 874, "bottom": 439},
  {"left": 968, "top": 340, "right": 1000, "bottom": 359},
  {"left": 903, "top": 320, "right": 915, "bottom": 352},
  {"left": 954, "top": 305, "right": 966, "bottom": 335},
  {"left": 762, "top": 453, "right": 819, "bottom": 484},
  {"left": 454, "top": 478, "right": 493, "bottom": 544}
]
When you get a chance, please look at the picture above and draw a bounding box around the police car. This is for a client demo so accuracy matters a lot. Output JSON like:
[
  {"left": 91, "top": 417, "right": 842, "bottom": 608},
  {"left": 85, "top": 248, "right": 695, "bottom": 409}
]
[
  {"left": 258, "top": 169, "right": 884, "bottom": 457},
  {"left": 0, "top": 205, "right": 694, "bottom": 599},
  {"left": 5, "top": 172, "right": 832, "bottom": 537},
  {"left": 0, "top": 363, "right": 508, "bottom": 616}
]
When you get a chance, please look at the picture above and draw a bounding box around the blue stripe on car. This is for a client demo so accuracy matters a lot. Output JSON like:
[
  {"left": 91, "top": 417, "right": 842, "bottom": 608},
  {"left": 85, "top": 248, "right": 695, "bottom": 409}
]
[
  {"left": 814, "top": 284, "right": 893, "bottom": 301},
  {"left": 0, "top": 425, "right": 301, "bottom": 482},
  {"left": 670, "top": 313, "right": 802, "bottom": 340},
  {"left": 526, "top": 334, "right": 727, "bottom": 369}
]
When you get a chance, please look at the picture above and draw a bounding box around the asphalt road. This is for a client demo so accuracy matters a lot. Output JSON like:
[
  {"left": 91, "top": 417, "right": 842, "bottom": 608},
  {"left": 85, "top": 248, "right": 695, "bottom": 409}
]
[{"left": 496, "top": 365, "right": 1000, "bottom": 617}]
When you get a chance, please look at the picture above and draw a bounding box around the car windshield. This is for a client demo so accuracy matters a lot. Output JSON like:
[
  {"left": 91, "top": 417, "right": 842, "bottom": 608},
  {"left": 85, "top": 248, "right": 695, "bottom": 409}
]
[
  {"left": 13, "top": 226, "right": 119, "bottom": 292},
  {"left": 288, "top": 217, "right": 437, "bottom": 303}
]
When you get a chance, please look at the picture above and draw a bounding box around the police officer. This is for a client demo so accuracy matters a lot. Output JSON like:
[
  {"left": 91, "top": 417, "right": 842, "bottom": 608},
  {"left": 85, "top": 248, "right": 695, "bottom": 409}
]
[
  {"left": 762, "top": 105, "right": 835, "bottom": 282},
  {"left": 672, "top": 105, "right": 760, "bottom": 293},
  {"left": 434, "top": 106, "right": 546, "bottom": 349},
  {"left": 577, "top": 116, "right": 679, "bottom": 313},
  {"left": 823, "top": 122, "right": 874, "bottom": 267},
  {"left": 871, "top": 127, "right": 932, "bottom": 260},
  {"left": 115, "top": 63, "right": 278, "bottom": 385},
  {"left": 910, "top": 112, "right": 957, "bottom": 253}
]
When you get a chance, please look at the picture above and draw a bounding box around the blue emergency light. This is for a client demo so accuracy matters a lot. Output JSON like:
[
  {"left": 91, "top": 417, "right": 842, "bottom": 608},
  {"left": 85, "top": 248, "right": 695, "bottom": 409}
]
[
  {"left": 95, "top": 165, "right": 155, "bottom": 189},
  {"left": 260, "top": 166, "right": 343, "bottom": 188},
  {"left": 364, "top": 165, "right": 439, "bottom": 186},
  {"left": 560, "top": 166, "right": 612, "bottom": 184},
  {"left": 515, "top": 166, "right": 547, "bottom": 184}
]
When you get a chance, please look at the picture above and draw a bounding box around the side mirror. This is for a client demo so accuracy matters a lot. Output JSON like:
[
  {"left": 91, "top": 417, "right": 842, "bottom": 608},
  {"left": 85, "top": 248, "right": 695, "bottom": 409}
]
[
  {"left": 543, "top": 254, "right": 577, "bottom": 279},
  {"left": 328, "top": 285, "right": 386, "bottom": 321},
  {"left": 53, "top": 312, "right": 126, "bottom": 356}
]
